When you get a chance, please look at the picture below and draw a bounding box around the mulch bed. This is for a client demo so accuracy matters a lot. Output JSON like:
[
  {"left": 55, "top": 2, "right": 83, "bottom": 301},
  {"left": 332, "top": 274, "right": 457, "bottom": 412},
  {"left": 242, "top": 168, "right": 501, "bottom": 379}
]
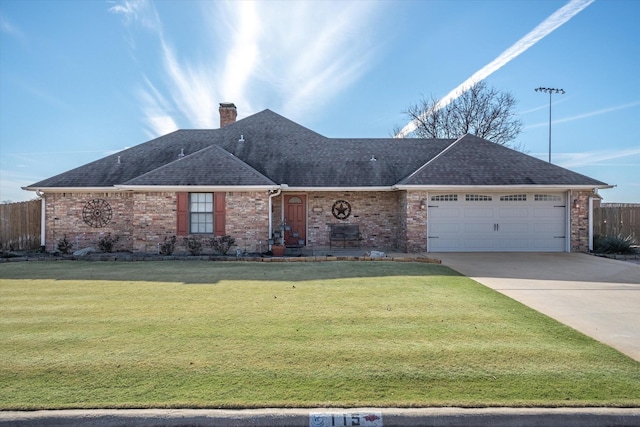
[{"left": 0, "top": 251, "right": 441, "bottom": 264}]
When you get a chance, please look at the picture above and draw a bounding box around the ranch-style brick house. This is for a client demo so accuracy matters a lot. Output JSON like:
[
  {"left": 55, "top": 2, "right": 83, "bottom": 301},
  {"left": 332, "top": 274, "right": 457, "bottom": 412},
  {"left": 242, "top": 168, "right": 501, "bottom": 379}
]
[{"left": 25, "top": 103, "right": 611, "bottom": 254}]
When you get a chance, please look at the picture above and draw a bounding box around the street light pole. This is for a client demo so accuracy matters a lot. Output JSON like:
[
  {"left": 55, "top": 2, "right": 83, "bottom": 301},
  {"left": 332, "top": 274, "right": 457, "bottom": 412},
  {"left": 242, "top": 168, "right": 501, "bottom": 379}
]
[{"left": 535, "top": 87, "right": 565, "bottom": 163}]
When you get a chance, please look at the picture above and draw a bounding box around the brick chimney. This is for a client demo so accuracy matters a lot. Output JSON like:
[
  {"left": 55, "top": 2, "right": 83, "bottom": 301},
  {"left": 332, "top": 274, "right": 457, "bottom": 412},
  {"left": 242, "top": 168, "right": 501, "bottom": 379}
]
[{"left": 219, "top": 102, "right": 237, "bottom": 128}]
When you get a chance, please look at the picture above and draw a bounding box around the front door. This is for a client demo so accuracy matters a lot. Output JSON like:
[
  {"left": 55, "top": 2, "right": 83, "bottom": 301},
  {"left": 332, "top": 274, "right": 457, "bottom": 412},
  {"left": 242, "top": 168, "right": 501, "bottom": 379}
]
[{"left": 284, "top": 195, "right": 306, "bottom": 246}]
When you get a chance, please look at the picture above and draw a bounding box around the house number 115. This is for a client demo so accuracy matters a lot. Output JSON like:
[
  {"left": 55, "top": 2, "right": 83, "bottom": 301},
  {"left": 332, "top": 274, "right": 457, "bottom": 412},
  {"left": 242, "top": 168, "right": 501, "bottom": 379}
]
[{"left": 309, "top": 412, "right": 383, "bottom": 427}]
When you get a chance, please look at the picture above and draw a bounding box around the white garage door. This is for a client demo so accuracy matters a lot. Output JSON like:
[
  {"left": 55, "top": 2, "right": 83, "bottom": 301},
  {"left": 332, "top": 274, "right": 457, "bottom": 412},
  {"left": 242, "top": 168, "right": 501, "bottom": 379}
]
[{"left": 427, "top": 193, "right": 567, "bottom": 252}]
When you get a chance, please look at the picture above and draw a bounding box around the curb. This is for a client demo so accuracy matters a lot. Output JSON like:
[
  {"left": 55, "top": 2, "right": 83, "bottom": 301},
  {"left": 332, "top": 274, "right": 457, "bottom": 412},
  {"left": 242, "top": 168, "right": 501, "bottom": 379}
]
[{"left": 1, "top": 408, "right": 639, "bottom": 427}]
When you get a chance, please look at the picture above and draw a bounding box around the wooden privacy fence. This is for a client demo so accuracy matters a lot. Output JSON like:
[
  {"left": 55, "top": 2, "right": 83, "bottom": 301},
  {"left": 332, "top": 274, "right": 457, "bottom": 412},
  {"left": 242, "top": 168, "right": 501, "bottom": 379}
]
[
  {"left": 0, "top": 200, "right": 41, "bottom": 251},
  {"left": 593, "top": 204, "right": 640, "bottom": 241}
]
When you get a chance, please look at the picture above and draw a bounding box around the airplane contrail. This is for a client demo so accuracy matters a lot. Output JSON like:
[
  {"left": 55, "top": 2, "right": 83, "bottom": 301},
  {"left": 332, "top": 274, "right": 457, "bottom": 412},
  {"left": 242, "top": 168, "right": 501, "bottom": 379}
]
[{"left": 395, "top": 0, "right": 596, "bottom": 138}]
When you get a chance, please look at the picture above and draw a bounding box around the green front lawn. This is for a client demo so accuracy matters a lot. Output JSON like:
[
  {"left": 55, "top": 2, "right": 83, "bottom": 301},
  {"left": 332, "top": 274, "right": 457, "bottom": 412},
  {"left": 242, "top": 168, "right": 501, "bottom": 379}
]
[{"left": 1, "top": 260, "right": 638, "bottom": 409}]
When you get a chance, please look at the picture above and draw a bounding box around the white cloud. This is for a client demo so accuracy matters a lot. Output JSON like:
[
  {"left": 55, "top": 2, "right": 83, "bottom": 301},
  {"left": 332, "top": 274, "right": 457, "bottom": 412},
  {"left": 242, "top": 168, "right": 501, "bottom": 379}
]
[
  {"left": 143, "top": 115, "right": 179, "bottom": 138},
  {"left": 0, "top": 170, "right": 41, "bottom": 203},
  {"left": 553, "top": 148, "right": 640, "bottom": 168},
  {"left": 551, "top": 101, "right": 640, "bottom": 126},
  {"left": 109, "top": 0, "right": 160, "bottom": 52},
  {"left": 396, "top": 0, "right": 595, "bottom": 137},
  {"left": 108, "top": 0, "right": 158, "bottom": 30},
  {"left": 265, "top": 1, "right": 380, "bottom": 119},
  {"left": 138, "top": 77, "right": 179, "bottom": 136},
  {"left": 1, "top": 14, "right": 19, "bottom": 36},
  {"left": 216, "top": 1, "right": 261, "bottom": 112},
  {"left": 17, "top": 80, "right": 71, "bottom": 111},
  {"left": 526, "top": 101, "right": 640, "bottom": 129},
  {"left": 157, "top": 39, "right": 219, "bottom": 129},
  {"left": 110, "top": 0, "right": 383, "bottom": 135}
]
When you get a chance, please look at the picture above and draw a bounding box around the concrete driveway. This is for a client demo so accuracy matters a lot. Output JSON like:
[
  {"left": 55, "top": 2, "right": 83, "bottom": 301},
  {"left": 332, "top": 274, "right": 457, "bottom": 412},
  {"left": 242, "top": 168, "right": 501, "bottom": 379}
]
[{"left": 431, "top": 253, "right": 640, "bottom": 361}]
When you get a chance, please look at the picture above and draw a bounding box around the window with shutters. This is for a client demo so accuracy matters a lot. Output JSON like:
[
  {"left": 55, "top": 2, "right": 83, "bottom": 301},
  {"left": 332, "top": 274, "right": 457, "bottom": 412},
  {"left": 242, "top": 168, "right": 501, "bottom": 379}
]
[
  {"left": 190, "top": 193, "right": 213, "bottom": 233},
  {"left": 176, "top": 192, "right": 225, "bottom": 236}
]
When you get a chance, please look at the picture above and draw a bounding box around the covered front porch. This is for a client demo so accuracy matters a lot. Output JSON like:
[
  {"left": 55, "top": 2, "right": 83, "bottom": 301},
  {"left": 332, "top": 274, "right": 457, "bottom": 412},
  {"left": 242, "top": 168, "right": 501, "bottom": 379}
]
[{"left": 268, "top": 190, "right": 428, "bottom": 254}]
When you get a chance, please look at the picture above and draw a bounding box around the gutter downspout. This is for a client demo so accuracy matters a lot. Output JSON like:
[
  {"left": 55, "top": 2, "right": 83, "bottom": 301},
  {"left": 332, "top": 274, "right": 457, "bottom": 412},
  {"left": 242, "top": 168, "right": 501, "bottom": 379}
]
[
  {"left": 268, "top": 188, "right": 282, "bottom": 250},
  {"left": 588, "top": 191, "right": 595, "bottom": 252},
  {"left": 566, "top": 190, "right": 572, "bottom": 253},
  {"left": 36, "top": 191, "right": 45, "bottom": 250}
]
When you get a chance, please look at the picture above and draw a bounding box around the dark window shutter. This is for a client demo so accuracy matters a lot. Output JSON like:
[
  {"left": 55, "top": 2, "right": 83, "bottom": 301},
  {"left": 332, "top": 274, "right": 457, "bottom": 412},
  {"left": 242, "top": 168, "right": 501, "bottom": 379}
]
[
  {"left": 176, "top": 192, "right": 188, "bottom": 236},
  {"left": 214, "top": 192, "right": 226, "bottom": 236}
]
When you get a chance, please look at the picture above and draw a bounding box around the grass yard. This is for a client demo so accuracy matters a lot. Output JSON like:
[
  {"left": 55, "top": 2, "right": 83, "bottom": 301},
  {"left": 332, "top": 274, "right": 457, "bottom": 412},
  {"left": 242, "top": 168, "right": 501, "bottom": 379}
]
[{"left": 1, "top": 260, "right": 639, "bottom": 410}]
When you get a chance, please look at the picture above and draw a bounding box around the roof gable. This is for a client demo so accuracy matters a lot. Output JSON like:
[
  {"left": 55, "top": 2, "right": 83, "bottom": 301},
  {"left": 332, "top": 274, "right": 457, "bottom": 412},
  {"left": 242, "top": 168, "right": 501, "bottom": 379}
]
[
  {"left": 124, "top": 144, "right": 276, "bottom": 187},
  {"left": 27, "top": 130, "right": 217, "bottom": 188}
]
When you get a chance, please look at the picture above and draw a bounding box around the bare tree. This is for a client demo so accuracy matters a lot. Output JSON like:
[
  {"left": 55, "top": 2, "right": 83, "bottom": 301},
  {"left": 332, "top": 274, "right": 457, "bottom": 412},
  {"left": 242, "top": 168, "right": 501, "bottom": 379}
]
[{"left": 395, "top": 81, "right": 523, "bottom": 147}]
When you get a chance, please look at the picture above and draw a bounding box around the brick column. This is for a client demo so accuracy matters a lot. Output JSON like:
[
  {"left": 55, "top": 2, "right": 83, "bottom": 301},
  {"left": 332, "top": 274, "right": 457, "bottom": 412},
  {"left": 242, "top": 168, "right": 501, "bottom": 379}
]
[
  {"left": 570, "top": 190, "right": 591, "bottom": 253},
  {"left": 401, "top": 191, "right": 428, "bottom": 252}
]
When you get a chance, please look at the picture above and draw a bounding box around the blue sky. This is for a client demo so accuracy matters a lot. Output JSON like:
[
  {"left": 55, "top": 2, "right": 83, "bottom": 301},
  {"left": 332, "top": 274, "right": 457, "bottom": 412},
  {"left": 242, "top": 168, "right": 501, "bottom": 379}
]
[{"left": 1, "top": 0, "right": 638, "bottom": 203}]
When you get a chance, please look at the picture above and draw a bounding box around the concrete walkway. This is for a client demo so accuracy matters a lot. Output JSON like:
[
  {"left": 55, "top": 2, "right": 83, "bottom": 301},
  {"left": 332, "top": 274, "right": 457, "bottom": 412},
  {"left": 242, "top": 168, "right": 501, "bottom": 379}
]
[{"left": 430, "top": 252, "right": 640, "bottom": 361}]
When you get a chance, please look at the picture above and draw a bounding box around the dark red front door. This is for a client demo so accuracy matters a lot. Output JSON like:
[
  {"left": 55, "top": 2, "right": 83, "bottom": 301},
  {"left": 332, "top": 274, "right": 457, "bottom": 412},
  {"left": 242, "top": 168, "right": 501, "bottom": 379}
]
[{"left": 284, "top": 195, "right": 306, "bottom": 246}]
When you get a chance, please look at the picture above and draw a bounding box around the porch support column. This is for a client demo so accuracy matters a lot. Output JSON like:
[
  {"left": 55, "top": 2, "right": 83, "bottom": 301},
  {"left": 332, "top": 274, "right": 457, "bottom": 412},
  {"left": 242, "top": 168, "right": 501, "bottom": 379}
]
[{"left": 268, "top": 189, "right": 282, "bottom": 250}]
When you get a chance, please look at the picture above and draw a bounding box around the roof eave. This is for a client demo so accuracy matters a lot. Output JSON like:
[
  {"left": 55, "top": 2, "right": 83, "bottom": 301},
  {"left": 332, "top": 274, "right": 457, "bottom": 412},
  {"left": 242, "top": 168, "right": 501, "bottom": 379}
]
[
  {"left": 116, "top": 185, "right": 280, "bottom": 192},
  {"left": 281, "top": 186, "right": 397, "bottom": 192},
  {"left": 22, "top": 186, "right": 124, "bottom": 193},
  {"left": 394, "top": 184, "right": 615, "bottom": 191}
]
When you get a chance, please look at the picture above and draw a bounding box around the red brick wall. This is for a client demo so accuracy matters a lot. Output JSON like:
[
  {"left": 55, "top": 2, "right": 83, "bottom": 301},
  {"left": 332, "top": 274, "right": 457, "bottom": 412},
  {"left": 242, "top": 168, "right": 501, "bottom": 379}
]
[
  {"left": 225, "top": 192, "right": 270, "bottom": 253},
  {"left": 292, "top": 191, "right": 401, "bottom": 249},
  {"left": 129, "top": 191, "right": 270, "bottom": 254},
  {"left": 43, "top": 192, "right": 134, "bottom": 252},
  {"left": 570, "top": 190, "right": 591, "bottom": 253},
  {"left": 402, "top": 191, "right": 428, "bottom": 252},
  {"left": 42, "top": 189, "right": 590, "bottom": 254},
  {"left": 43, "top": 191, "right": 271, "bottom": 254},
  {"left": 130, "top": 192, "right": 177, "bottom": 253}
]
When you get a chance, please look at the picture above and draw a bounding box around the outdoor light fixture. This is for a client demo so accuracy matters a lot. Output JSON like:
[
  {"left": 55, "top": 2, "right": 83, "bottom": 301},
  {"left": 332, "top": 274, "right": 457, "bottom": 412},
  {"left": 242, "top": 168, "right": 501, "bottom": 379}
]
[
  {"left": 420, "top": 200, "right": 426, "bottom": 210},
  {"left": 535, "top": 87, "right": 565, "bottom": 163}
]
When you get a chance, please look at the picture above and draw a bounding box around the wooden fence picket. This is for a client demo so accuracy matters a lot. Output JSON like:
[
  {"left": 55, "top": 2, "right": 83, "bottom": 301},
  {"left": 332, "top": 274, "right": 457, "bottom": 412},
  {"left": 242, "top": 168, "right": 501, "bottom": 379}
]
[
  {"left": 0, "top": 200, "right": 41, "bottom": 251},
  {"left": 593, "top": 204, "right": 639, "bottom": 240}
]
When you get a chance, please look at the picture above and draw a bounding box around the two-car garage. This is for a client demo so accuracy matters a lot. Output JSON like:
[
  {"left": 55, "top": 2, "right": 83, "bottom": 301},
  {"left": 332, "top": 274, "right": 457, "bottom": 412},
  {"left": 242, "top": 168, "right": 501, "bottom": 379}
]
[{"left": 427, "top": 192, "right": 567, "bottom": 252}]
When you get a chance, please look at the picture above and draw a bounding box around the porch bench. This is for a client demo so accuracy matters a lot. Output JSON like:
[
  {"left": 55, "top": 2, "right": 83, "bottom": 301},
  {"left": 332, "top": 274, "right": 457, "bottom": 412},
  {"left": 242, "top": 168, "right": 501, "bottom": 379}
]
[{"left": 329, "top": 223, "right": 363, "bottom": 249}]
